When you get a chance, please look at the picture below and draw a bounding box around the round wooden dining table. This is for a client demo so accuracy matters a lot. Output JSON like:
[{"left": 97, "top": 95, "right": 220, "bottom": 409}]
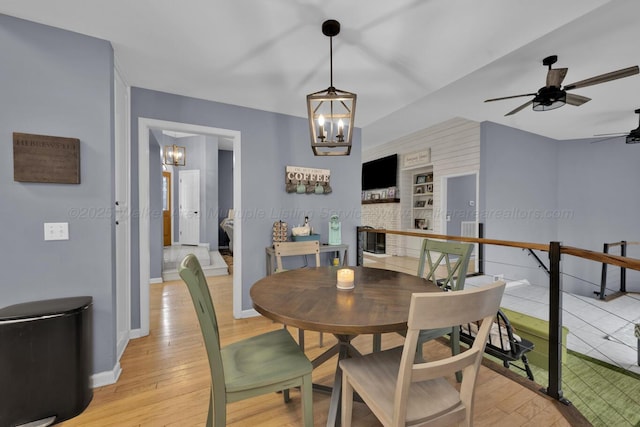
[{"left": 250, "top": 266, "right": 440, "bottom": 427}]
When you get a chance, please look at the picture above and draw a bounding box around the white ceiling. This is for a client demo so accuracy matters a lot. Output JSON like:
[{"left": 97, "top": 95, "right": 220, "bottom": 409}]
[{"left": 2, "top": 0, "right": 640, "bottom": 149}]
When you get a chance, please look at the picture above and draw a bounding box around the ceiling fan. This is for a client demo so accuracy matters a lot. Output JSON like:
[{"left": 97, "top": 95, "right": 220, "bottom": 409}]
[
  {"left": 485, "top": 55, "right": 639, "bottom": 116},
  {"left": 592, "top": 108, "right": 640, "bottom": 144}
]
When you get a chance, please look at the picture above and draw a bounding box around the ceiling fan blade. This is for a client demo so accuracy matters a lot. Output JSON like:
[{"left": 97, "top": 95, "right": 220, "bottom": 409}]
[
  {"left": 546, "top": 68, "right": 568, "bottom": 87},
  {"left": 505, "top": 100, "right": 533, "bottom": 116},
  {"left": 590, "top": 135, "right": 625, "bottom": 144},
  {"left": 565, "top": 93, "right": 591, "bottom": 106},
  {"left": 593, "top": 132, "right": 626, "bottom": 137},
  {"left": 485, "top": 93, "right": 536, "bottom": 103},
  {"left": 564, "top": 65, "right": 639, "bottom": 91}
]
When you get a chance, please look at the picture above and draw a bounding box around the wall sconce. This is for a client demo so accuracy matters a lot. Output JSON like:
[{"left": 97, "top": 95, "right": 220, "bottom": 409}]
[
  {"left": 163, "top": 144, "right": 186, "bottom": 166},
  {"left": 306, "top": 19, "right": 357, "bottom": 156}
]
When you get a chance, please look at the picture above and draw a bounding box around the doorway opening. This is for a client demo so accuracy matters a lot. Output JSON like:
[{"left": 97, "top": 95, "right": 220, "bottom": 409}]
[
  {"left": 138, "top": 118, "right": 243, "bottom": 338},
  {"left": 441, "top": 172, "right": 479, "bottom": 273}
]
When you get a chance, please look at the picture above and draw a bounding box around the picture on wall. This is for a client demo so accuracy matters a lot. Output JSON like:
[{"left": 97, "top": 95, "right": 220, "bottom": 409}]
[{"left": 387, "top": 187, "right": 396, "bottom": 198}]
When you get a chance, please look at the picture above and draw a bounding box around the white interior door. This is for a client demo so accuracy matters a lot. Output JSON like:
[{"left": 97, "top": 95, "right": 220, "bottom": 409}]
[
  {"left": 179, "top": 169, "right": 200, "bottom": 245},
  {"left": 114, "top": 67, "right": 131, "bottom": 360}
]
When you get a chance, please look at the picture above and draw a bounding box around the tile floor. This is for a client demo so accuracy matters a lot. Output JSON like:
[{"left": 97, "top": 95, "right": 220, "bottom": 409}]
[
  {"left": 363, "top": 253, "right": 640, "bottom": 375},
  {"left": 162, "top": 245, "right": 228, "bottom": 280}
]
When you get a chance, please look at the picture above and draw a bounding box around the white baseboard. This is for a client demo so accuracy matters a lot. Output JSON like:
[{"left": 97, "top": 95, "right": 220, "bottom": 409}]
[
  {"left": 130, "top": 327, "right": 146, "bottom": 339},
  {"left": 236, "top": 308, "right": 259, "bottom": 319},
  {"left": 149, "top": 277, "right": 163, "bottom": 284},
  {"left": 91, "top": 362, "right": 122, "bottom": 388},
  {"left": 506, "top": 279, "right": 530, "bottom": 289}
]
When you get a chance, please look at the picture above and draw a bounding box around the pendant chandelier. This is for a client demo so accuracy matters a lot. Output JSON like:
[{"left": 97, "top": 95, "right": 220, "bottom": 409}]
[
  {"left": 306, "top": 19, "right": 357, "bottom": 156},
  {"left": 163, "top": 143, "right": 186, "bottom": 166}
]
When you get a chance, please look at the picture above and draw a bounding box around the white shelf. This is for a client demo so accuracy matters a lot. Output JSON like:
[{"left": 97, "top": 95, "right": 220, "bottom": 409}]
[{"left": 411, "top": 167, "right": 434, "bottom": 231}]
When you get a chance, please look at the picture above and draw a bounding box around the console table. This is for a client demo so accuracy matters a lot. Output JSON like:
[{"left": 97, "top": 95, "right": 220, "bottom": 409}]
[{"left": 265, "top": 243, "right": 349, "bottom": 275}]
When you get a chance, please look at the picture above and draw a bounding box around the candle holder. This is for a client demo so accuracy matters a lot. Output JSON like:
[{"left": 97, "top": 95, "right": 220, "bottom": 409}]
[{"left": 336, "top": 268, "right": 354, "bottom": 290}]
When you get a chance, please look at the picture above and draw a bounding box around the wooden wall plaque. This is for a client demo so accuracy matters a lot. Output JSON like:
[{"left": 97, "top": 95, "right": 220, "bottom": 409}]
[{"left": 13, "top": 132, "right": 80, "bottom": 184}]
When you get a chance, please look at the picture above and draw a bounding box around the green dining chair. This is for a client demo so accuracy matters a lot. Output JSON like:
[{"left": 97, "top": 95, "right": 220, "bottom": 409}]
[
  {"left": 178, "top": 254, "right": 313, "bottom": 427},
  {"left": 415, "top": 239, "right": 473, "bottom": 366}
]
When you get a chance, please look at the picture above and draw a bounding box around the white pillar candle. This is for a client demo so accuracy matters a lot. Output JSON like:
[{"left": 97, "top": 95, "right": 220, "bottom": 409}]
[{"left": 337, "top": 268, "right": 354, "bottom": 288}]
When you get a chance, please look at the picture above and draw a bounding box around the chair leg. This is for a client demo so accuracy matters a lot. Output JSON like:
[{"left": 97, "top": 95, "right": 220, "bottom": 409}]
[
  {"left": 298, "top": 329, "right": 305, "bottom": 351},
  {"left": 319, "top": 332, "right": 323, "bottom": 347},
  {"left": 522, "top": 354, "right": 535, "bottom": 381},
  {"left": 212, "top": 390, "right": 227, "bottom": 427},
  {"left": 206, "top": 393, "right": 214, "bottom": 427},
  {"left": 302, "top": 373, "right": 314, "bottom": 427},
  {"left": 283, "top": 388, "right": 290, "bottom": 403},
  {"left": 415, "top": 337, "right": 425, "bottom": 362},
  {"left": 372, "top": 333, "right": 382, "bottom": 352},
  {"left": 341, "top": 373, "right": 354, "bottom": 427},
  {"left": 451, "top": 328, "right": 462, "bottom": 383}
]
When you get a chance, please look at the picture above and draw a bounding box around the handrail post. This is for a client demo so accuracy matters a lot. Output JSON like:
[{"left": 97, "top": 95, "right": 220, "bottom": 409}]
[
  {"left": 599, "top": 243, "right": 609, "bottom": 300},
  {"left": 547, "top": 241, "right": 568, "bottom": 403},
  {"left": 356, "top": 227, "right": 364, "bottom": 266},
  {"left": 620, "top": 241, "right": 627, "bottom": 293},
  {"left": 478, "top": 223, "right": 484, "bottom": 275}
]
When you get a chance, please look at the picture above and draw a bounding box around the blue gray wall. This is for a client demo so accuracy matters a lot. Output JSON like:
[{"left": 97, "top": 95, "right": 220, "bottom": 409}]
[
  {"left": 480, "top": 122, "right": 561, "bottom": 285},
  {"left": 480, "top": 122, "right": 639, "bottom": 295},
  {"left": 218, "top": 150, "right": 234, "bottom": 248},
  {"left": 130, "top": 88, "right": 362, "bottom": 317},
  {"left": 556, "top": 137, "right": 640, "bottom": 294},
  {"left": 0, "top": 15, "right": 116, "bottom": 373}
]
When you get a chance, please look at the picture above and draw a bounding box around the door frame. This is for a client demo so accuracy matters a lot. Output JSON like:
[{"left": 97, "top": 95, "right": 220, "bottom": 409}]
[
  {"left": 162, "top": 170, "right": 172, "bottom": 246},
  {"left": 114, "top": 66, "right": 131, "bottom": 364},
  {"left": 440, "top": 171, "right": 479, "bottom": 273},
  {"left": 138, "top": 118, "right": 244, "bottom": 337}
]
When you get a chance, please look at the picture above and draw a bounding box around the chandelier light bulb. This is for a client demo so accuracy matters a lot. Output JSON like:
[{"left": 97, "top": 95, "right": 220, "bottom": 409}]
[{"left": 318, "top": 114, "right": 326, "bottom": 140}]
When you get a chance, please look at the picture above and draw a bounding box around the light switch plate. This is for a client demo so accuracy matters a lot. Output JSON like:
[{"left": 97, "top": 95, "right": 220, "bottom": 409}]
[{"left": 44, "top": 222, "right": 69, "bottom": 240}]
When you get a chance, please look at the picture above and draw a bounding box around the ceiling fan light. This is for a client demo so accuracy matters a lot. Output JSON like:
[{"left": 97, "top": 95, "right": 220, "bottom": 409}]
[
  {"left": 625, "top": 132, "right": 640, "bottom": 144},
  {"left": 532, "top": 87, "right": 566, "bottom": 111}
]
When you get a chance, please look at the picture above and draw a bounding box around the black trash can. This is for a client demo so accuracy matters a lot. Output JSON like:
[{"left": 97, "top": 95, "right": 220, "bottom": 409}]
[{"left": 0, "top": 296, "right": 93, "bottom": 427}]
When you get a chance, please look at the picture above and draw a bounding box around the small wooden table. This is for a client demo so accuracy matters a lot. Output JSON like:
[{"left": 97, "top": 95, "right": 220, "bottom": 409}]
[
  {"left": 264, "top": 243, "right": 349, "bottom": 275},
  {"left": 250, "top": 266, "right": 439, "bottom": 426}
]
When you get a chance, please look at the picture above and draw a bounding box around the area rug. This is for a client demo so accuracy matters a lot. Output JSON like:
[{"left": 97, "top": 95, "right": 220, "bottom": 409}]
[{"left": 506, "top": 349, "right": 640, "bottom": 427}]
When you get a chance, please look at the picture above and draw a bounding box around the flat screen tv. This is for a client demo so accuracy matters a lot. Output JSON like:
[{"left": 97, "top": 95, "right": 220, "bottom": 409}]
[{"left": 361, "top": 154, "right": 397, "bottom": 191}]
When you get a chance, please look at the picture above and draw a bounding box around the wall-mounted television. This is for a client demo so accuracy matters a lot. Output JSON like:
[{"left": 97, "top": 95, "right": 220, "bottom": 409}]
[{"left": 361, "top": 154, "right": 397, "bottom": 191}]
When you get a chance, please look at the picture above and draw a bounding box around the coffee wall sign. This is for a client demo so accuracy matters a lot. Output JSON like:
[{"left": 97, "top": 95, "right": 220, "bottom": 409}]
[
  {"left": 13, "top": 132, "right": 80, "bottom": 184},
  {"left": 285, "top": 165, "right": 332, "bottom": 194}
]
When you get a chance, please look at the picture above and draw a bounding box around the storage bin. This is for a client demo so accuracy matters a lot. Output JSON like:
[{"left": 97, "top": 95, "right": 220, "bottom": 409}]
[{"left": 0, "top": 296, "right": 93, "bottom": 426}]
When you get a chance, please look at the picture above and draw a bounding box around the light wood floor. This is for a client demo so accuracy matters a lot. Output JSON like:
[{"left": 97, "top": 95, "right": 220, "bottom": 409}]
[{"left": 59, "top": 273, "right": 578, "bottom": 427}]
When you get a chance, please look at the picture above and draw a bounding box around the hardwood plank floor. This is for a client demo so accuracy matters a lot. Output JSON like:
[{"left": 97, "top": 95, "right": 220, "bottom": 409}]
[{"left": 59, "top": 274, "right": 576, "bottom": 427}]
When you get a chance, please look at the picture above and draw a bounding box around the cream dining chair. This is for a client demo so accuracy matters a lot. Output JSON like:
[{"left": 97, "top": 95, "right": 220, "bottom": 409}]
[
  {"left": 274, "top": 240, "right": 323, "bottom": 349},
  {"left": 179, "top": 254, "right": 313, "bottom": 427},
  {"left": 340, "top": 280, "right": 506, "bottom": 427},
  {"left": 414, "top": 239, "right": 473, "bottom": 363}
]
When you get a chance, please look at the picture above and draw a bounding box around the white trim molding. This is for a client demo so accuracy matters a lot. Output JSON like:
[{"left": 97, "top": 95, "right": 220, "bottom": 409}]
[{"left": 138, "top": 118, "right": 243, "bottom": 336}]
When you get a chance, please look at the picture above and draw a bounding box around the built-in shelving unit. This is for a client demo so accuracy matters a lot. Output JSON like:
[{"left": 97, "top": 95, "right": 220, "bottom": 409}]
[{"left": 411, "top": 167, "right": 433, "bottom": 231}]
